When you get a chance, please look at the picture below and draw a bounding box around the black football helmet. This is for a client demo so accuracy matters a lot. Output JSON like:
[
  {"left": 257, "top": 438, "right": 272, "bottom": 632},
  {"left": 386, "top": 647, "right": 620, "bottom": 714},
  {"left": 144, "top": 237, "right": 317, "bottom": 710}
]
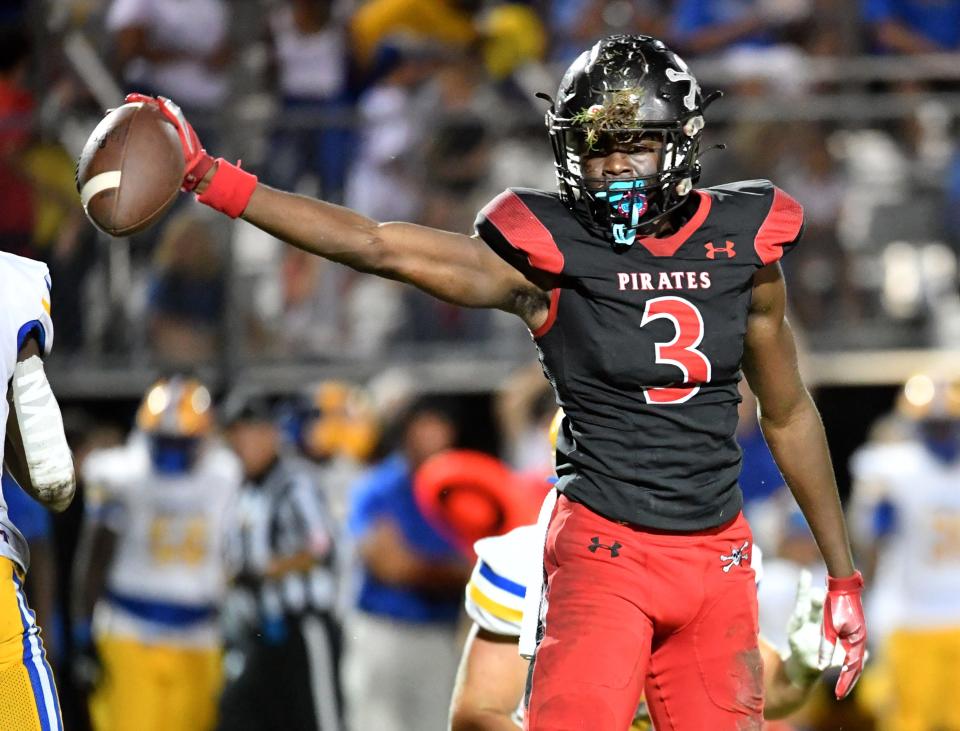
[{"left": 544, "top": 35, "right": 713, "bottom": 245}]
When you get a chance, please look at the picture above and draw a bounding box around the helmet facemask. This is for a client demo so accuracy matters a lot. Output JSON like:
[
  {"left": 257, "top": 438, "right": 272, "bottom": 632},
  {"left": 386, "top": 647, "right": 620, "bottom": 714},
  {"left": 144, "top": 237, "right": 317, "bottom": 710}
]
[{"left": 548, "top": 94, "right": 704, "bottom": 246}]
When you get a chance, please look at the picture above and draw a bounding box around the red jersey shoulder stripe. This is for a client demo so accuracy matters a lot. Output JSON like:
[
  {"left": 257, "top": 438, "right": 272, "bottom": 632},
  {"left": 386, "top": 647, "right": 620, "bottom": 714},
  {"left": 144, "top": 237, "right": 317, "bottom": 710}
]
[
  {"left": 479, "top": 191, "right": 565, "bottom": 275},
  {"left": 754, "top": 187, "right": 804, "bottom": 266}
]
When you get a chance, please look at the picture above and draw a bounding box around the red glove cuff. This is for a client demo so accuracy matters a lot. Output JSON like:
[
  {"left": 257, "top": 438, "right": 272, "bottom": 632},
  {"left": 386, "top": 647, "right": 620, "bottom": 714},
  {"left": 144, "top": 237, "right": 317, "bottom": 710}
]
[
  {"left": 827, "top": 570, "right": 864, "bottom": 592},
  {"left": 196, "top": 159, "right": 258, "bottom": 218}
]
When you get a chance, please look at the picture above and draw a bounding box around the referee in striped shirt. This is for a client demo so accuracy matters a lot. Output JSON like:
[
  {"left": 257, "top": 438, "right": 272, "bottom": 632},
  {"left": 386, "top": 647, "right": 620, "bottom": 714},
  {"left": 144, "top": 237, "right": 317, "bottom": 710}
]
[{"left": 217, "top": 392, "right": 343, "bottom": 731}]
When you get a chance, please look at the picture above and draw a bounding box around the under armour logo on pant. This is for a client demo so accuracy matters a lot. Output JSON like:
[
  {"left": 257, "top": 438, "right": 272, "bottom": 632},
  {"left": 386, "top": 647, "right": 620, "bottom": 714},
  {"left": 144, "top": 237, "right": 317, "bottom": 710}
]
[
  {"left": 704, "top": 241, "right": 736, "bottom": 259},
  {"left": 588, "top": 537, "right": 622, "bottom": 558}
]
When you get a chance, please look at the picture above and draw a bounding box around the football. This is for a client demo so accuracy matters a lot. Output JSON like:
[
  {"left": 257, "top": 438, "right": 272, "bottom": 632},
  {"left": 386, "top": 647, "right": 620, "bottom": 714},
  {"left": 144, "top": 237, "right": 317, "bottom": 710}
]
[{"left": 76, "top": 102, "right": 185, "bottom": 236}]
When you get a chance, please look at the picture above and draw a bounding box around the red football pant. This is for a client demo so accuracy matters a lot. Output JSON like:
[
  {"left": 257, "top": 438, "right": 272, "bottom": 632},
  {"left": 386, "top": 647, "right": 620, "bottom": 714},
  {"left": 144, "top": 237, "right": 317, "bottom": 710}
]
[{"left": 524, "top": 495, "right": 763, "bottom": 731}]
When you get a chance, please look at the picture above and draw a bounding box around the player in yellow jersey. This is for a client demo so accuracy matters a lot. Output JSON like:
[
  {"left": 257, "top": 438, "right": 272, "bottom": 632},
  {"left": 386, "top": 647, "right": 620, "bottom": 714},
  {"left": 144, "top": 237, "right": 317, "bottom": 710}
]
[
  {"left": 850, "top": 374, "right": 960, "bottom": 731},
  {"left": 72, "top": 377, "right": 241, "bottom": 731},
  {"left": 0, "top": 251, "right": 75, "bottom": 731}
]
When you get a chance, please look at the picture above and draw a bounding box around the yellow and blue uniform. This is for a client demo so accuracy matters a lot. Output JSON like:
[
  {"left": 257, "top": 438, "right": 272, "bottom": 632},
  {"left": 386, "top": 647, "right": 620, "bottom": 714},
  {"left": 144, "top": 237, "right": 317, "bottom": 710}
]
[
  {"left": 465, "top": 526, "right": 535, "bottom": 637},
  {"left": 0, "top": 252, "right": 62, "bottom": 731},
  {"left": 851, "top": 438, "right": 960, "bottom": 731},
  {"left": 0, "top": 560, "right": 61, "bottom": 731},
  {"left": 82, "top": 436, "right": 241, "bottom": 731}
]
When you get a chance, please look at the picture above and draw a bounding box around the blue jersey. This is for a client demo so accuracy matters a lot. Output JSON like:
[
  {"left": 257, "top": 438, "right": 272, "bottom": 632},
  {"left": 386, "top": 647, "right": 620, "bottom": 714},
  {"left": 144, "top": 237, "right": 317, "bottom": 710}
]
[
  {"left": 672, "top": 0, "right": 776, "bottom": 50},
  {"left": 348, "top": 454, "right": 462, "bottom": 623},
  {"left": 864, "top": 0, "right": 960, "bottom": 50}
]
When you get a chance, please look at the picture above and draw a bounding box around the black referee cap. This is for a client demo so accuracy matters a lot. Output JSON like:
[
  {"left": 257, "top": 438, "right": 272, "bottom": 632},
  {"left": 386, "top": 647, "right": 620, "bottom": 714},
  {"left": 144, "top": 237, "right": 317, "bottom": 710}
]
[{"left": 221, "top": 389, "right": 276, "bottom": 426}]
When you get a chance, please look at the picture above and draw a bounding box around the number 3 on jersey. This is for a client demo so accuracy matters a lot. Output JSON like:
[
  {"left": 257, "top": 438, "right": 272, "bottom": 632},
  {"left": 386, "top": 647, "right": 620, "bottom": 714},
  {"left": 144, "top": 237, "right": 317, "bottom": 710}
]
[{"left": 641, "top": 296, "right": 711, "bottom": 405}]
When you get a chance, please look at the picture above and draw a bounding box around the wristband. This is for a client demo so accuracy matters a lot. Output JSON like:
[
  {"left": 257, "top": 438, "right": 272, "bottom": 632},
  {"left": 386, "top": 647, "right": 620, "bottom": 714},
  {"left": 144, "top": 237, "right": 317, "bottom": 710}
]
[
  {"left": 196, "top": 158, "right": 258, "bottom": 218},
  {"left": 827, "top": 571, "right": 864, "bottom": 591}
]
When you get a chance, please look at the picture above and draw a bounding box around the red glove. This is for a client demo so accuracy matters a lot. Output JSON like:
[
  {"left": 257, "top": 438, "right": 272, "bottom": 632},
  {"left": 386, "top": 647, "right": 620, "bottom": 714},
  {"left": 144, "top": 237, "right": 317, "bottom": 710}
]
[
  {"left": 820, "top": 570, "right": 867, "bottom": 700},
  {"left": 123, "top": 93, "right": 257, "bottom": 218}
]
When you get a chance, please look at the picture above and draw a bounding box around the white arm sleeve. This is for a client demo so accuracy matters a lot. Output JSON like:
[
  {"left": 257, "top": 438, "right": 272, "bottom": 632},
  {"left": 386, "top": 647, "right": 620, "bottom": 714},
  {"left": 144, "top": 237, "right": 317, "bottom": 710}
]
[{"left": 12, "top": 355, "right": 75, "bottom": 510}]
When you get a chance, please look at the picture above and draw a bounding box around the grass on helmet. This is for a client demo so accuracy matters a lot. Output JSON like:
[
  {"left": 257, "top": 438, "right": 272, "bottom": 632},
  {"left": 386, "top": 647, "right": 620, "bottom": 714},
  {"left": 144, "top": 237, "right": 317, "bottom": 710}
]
[{"left": 570, "top": 89, "right": 646, "bottom": 150}]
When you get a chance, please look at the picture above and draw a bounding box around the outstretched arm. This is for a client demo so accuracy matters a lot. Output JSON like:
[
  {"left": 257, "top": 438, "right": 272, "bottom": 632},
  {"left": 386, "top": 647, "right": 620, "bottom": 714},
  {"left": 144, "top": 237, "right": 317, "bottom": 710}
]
[
  {"left": 126, "top": 94, "right": 550, "bottom": 329},
  {"left": 235, "top": 182, "right": 550, "bottom": 328},
  {"left": 743, "top": 263, "right": 866, "bottom": 699}
]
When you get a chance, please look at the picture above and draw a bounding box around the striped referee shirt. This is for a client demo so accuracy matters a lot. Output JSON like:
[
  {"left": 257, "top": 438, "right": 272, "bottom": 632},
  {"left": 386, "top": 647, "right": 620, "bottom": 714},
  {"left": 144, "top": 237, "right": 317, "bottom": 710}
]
[{"left": 225, "top": 456, "right": 338, "bottom": 621}]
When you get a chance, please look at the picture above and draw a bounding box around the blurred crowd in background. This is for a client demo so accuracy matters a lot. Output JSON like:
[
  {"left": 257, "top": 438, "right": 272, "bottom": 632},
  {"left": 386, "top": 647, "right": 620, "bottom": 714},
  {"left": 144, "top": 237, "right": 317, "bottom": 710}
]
[
  {"left": 3, "top": 0, "right": 960, "bottom": 377},
  {"left": 3, "top": 0, "right": 960, "bottom": 729}
]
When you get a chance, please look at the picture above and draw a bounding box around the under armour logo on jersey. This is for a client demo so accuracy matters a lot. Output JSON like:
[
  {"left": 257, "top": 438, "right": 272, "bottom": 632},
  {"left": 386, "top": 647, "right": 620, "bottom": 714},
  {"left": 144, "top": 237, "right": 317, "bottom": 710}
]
[
  {"left": 704, "top": 241, "right": 736, "bottom": 259},
  {"left": 588, "top": 536, "right": 622, "bottom": 557},
  {"left": 720, "top": 541, "right": 750, "bottom": 572}
]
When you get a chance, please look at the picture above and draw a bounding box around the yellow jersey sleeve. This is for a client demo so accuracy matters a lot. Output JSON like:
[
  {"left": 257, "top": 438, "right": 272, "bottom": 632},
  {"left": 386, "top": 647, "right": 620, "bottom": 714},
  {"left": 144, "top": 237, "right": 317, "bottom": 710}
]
[{"left": 464, "top": 528, "right": 538, "bottom": 637}]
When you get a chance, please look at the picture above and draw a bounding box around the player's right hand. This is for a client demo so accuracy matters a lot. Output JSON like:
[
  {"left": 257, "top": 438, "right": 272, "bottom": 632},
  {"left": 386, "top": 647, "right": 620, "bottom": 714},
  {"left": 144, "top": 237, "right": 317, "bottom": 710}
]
[
  {"left": 124, "top": 93, "right": 215, "bottom": 192},
  {"left": 820, "top": 570, "right": 867, "bottom": 700}
]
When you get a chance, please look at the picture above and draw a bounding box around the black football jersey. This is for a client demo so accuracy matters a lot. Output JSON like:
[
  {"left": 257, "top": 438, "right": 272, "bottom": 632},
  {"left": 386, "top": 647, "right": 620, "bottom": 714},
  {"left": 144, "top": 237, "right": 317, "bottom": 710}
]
[{"left": 475, "top": 180, "right": 804, "bottom": 530}]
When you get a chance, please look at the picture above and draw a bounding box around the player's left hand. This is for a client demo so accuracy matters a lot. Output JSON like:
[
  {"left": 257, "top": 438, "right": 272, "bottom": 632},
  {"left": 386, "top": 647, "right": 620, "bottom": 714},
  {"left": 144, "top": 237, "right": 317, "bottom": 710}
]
[
  {"left": 820, "top": 570, "right": 867, "bottom": 699},
  {"left": 783, "top": 569, "right": 827, "bottom": 686}
]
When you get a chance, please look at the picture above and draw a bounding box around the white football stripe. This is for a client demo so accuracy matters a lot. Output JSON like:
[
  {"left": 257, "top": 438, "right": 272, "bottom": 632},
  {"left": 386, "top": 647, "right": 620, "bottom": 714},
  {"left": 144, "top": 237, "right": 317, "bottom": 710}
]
[{"left": 80, "top": 170, "right": 122, "bottom": 209}]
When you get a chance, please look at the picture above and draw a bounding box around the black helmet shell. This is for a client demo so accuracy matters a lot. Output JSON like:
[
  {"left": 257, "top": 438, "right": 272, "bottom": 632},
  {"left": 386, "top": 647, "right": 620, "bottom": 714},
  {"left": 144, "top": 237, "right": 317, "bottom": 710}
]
[{"left": 555, "top": 35, "right": 703, "bottom": 126}]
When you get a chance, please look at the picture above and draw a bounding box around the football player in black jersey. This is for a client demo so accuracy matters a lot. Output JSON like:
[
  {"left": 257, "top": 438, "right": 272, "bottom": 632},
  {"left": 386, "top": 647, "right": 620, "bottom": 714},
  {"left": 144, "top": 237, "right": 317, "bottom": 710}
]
[{"left": 124, "top": 33, "right": 866, "bottom": 731}]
